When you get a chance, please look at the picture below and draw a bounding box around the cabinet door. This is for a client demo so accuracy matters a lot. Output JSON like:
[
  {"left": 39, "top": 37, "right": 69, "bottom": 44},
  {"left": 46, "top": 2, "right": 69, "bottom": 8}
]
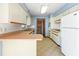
[
  {"left": 0, "top": 4, "right": 9, "bottom": 23},
  {"left": 9, "top": 4, "right": 27, "bottom": 24},
  {"left": 2, "top": 40, "right": 36, "bottom": 56},
  {"left": 27, "top": 16, "right": 31, "bottom": 25}
]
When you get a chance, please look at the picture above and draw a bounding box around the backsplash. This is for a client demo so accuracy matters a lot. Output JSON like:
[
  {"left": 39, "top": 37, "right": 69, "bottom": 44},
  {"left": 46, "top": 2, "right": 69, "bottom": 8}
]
[{"left": 0, "top": 23, "right": 22, "bottom": 34}]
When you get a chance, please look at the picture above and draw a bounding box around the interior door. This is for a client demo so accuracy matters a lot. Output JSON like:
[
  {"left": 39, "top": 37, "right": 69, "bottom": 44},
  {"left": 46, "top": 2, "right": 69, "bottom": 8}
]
[
  {"left": 37, "top": 19, "right": 43, "bottom": 34},
  {"left": 37, "top": 18, "right": 45, "bottom": 36}
]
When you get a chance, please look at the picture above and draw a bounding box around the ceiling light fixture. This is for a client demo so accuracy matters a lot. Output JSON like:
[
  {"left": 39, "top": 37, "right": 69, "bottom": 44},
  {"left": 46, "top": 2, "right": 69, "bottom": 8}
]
[{"left": 41, "top": 5, "right": 48, "bottom": 14}]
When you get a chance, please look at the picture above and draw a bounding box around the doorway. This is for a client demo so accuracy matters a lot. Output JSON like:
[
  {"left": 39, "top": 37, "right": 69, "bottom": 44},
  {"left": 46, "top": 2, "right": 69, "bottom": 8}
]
[{"left": 36, "top": 18, "right": 45, "bottom": 36}]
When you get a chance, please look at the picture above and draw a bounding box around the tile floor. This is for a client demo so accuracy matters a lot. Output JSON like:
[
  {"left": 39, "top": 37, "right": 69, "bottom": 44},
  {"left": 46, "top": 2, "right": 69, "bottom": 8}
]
[{"left": 37, "top": 37, "right": 64, "bottom": 56}]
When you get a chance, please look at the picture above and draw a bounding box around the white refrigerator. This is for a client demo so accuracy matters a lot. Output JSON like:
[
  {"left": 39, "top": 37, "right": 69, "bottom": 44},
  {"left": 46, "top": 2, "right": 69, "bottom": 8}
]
[{"left": 61, "top": 11, "right": 79, "bottom": 56}]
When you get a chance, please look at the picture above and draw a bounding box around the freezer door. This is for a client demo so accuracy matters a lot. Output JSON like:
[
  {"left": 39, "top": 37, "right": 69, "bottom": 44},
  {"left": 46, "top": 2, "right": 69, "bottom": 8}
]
[
  {"left": 61, "top": 29, "right": 79, "bottom": 56},
  {"left": 61, "top": 11, "right": 79, "bottom": 28}
]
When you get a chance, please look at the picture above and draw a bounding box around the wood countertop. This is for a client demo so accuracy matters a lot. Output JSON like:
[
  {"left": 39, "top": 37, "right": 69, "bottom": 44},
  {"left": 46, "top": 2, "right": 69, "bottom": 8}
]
[{"left": 0, "top": 29, "right": 43, "bottom": 40}]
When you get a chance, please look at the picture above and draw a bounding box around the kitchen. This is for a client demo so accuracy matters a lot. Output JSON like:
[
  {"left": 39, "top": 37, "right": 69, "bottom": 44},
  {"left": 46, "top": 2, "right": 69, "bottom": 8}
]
[{"left": 0, "top": 3, "right": 79, "bottom": 56}]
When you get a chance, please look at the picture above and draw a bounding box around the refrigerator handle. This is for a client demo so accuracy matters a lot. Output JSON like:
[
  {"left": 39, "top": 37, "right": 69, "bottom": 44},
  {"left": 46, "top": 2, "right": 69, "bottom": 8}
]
[{"left": 73, "top": 13, "right": 77, "bottom": 16}]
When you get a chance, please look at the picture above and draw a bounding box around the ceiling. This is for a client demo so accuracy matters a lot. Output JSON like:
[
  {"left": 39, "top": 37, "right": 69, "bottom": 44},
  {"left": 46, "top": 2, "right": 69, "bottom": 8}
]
[{"left": 21, "top": 3, "right": 78, "bottom": 17}]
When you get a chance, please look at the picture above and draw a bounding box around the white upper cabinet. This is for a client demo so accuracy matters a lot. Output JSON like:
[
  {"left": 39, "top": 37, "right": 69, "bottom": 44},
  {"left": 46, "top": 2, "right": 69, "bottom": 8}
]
[
  {"left": 26, "top": 16, "right": 31, "bottom": 25},
  {"left": 0, "top": 4, "right": 9, "bottom": 23},
  {"left": 0, "top": 3, "right": 31, "bottom": 24},
  {"left": 9, "top": 3, "right": 29, "bottom": 24}
]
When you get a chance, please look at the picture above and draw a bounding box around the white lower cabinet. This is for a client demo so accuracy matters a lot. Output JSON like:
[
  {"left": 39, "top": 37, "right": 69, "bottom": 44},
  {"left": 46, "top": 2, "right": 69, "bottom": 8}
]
[
  {"left": 49, "top": 29, "right": 61, "bottom": 46},
  {"left": 2, "top": 40, "right": 36, "bottom": 56},
  {"left": 0, "top": 41, "right": 2, "bottom": 56},
  {"left": 52, "top": 34, "right": 60, "bottom": 45}
]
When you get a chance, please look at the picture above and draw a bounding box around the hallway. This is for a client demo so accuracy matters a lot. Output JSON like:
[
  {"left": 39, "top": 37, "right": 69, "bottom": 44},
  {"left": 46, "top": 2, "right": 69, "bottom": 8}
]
[{"left": 37, "top": 37, "right": 64, "bottom": 56}]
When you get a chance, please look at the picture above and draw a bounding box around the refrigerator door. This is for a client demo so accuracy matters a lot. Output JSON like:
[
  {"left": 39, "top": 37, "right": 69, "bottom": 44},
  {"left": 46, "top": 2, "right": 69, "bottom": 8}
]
[
  {"left": 61, "top": 28, "right": 79, "bottom": 56},
  {"left": 61, "top": 11, "right": 79, "bottom": 28}
]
